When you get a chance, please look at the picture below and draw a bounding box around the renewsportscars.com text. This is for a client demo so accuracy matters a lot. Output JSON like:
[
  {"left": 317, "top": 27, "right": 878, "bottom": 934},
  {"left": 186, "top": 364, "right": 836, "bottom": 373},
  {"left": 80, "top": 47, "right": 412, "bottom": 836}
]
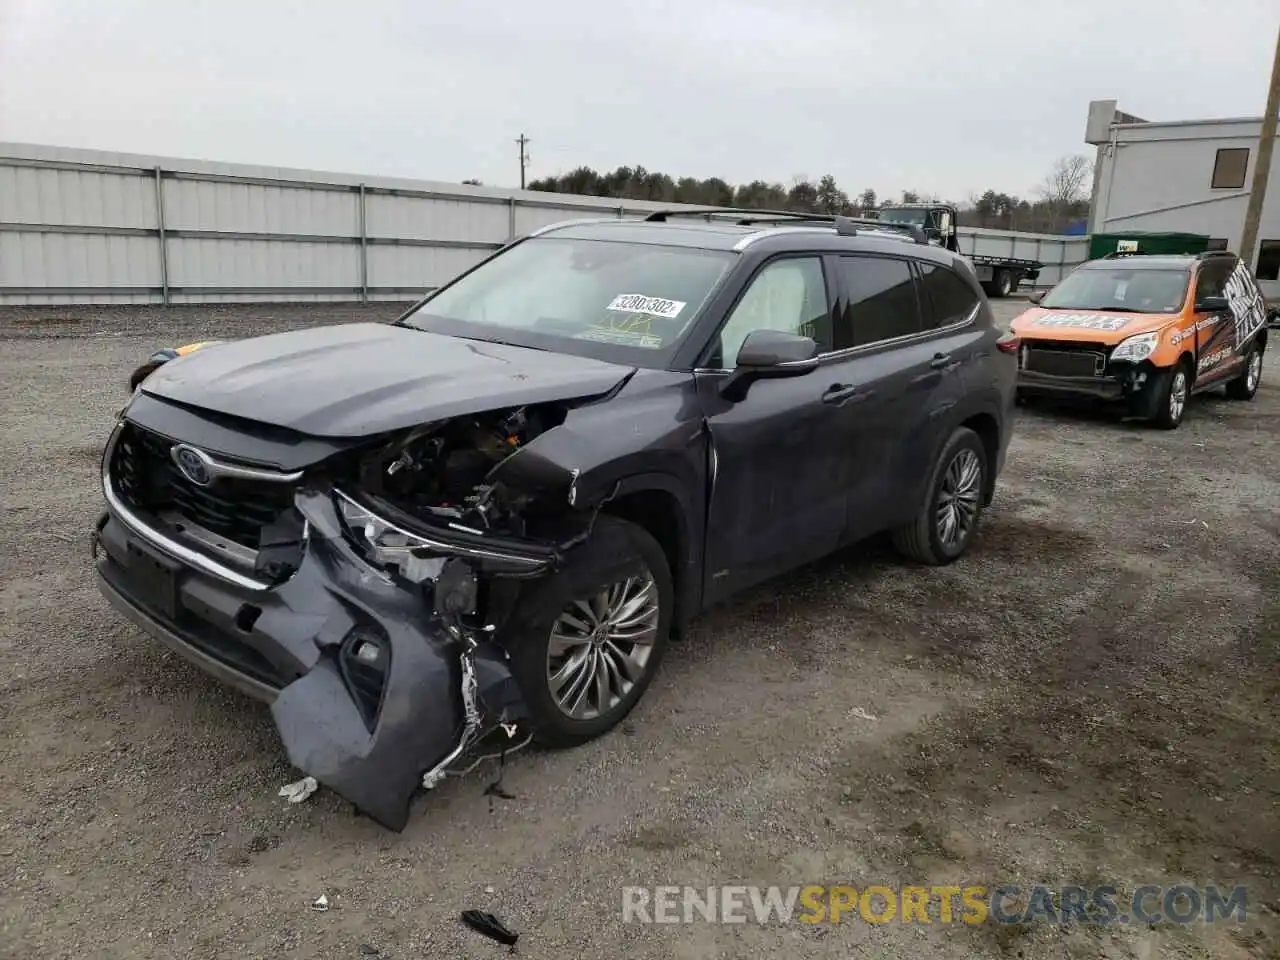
[{"left": 621, "top": 884, "right": 1247, "bottom": 926}]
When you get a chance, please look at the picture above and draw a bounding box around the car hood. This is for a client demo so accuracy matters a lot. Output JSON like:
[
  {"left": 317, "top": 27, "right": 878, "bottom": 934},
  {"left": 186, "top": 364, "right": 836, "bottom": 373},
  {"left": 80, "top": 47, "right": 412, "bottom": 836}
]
[
  {"left": 1011, "top": 306, "right": 1177, "bottom": 343},
  {"left": 141, "top": 322, "right": 636, "bottom": 437}
]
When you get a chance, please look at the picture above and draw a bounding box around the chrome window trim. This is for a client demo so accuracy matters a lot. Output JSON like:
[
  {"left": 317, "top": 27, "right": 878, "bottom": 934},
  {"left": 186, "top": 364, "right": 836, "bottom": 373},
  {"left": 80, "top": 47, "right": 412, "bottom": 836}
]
[{"left": 694, "top": 302, "right": 980, "bottom": 373}]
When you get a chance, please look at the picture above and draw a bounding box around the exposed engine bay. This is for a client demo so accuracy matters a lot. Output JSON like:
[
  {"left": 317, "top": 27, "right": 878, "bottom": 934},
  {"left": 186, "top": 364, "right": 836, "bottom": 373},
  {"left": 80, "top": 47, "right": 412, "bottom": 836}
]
[{"left": 356, "top": 403, "right": 569, "bottom": 538}]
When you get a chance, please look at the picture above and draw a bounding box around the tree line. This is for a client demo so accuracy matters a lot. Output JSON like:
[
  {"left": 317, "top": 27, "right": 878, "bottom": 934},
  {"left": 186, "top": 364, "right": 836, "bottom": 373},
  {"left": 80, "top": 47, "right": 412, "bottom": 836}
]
[{"left": 503, "top": 154, "right": 1092, "bottom": 235}]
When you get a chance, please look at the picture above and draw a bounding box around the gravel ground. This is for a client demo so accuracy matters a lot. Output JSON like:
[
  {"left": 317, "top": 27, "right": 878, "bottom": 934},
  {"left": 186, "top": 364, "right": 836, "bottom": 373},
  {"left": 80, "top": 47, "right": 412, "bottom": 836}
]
[{"left": 1, "top": 301, "right": 1278, "bottom": 960}]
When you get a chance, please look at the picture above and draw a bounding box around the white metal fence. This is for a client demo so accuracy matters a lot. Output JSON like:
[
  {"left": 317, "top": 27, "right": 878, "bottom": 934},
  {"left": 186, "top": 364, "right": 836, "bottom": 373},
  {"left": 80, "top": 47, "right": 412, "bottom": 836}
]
[{"left": 1, "top": 142, "right": 1087, "bottom": 305}]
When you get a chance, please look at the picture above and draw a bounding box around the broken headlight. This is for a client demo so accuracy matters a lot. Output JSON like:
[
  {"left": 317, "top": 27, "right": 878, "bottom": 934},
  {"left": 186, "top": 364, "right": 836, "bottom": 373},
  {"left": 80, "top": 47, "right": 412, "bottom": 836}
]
[{"left": 335, "top": 492, "right": 446, "bottom": 584}]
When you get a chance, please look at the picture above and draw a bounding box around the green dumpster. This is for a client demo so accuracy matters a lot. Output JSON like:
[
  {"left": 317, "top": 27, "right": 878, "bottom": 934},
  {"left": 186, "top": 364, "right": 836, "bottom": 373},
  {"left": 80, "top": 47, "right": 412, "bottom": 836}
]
[{"left": 1088, "top": 231, "right": 1213, "bottom": 260}]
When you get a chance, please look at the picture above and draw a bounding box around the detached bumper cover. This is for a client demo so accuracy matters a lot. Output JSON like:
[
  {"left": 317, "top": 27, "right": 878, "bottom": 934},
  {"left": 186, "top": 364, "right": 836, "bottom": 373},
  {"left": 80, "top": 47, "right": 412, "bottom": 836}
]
[{"left": 93, "top": 491, "right": 487, "bottom": 832}]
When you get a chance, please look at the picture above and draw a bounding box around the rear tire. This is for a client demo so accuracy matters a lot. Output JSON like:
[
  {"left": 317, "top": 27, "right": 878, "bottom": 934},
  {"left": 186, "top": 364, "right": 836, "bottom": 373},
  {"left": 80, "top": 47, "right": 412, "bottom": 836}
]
[
  {"left": 892, "top": 426, "right": 989, "bottom": 565},
  {"left": 1225, "top": 346, "right": 1263, "bottom": 401},
  {"left": 990, "top": 270, "right": 1013, "bottom": 298},
  {"left": 502, "top": 516, "right": 672, "bottom": 748}
]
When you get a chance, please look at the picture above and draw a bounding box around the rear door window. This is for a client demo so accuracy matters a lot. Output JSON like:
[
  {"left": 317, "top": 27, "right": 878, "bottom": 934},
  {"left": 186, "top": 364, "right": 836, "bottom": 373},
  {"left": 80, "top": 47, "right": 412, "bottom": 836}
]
[
  {"left": 833, "top": 256, "right": 921, "bottom": 348},
  {"left": 918, "top": 262, "right": 981, "bottom": 329}
]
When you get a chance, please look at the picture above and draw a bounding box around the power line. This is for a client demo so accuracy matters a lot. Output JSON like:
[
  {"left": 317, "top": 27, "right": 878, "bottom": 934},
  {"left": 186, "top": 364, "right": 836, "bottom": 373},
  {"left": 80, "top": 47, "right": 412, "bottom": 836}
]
[{"left": 515, "top": 133, "right": 530, "bottom": 190}]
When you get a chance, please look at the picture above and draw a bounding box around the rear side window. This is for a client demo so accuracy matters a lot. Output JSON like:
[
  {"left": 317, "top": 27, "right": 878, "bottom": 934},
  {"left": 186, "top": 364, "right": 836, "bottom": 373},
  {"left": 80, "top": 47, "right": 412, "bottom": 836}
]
[
  {"left": 1194, "top": 259, "right": 1233, "bottom": 300},
  {"left": 918, "top": 263, "right": 980, "bottom": 328},
  {"left": 834, "top": 256, "right": 920, "bottom": 348}
]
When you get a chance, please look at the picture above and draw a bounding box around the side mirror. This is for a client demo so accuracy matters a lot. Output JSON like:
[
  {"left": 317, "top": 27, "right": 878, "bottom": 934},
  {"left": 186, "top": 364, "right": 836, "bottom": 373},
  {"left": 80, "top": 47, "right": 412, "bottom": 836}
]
[
  {"left": 719, "top": 329, "right": 820, "bottom": 402},
  {"left": 1195, "top": 295, "right": 1228, "bottom": 314},
  {"left": 1028, "top": 290, "right": 1045, "bottom": 305}
]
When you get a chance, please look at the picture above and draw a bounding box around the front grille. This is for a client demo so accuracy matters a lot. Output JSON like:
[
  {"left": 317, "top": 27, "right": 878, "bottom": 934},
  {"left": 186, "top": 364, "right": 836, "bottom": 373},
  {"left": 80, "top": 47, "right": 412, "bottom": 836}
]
[
  {"left": 110, "top": 422, "right": 298, "bottom": 551},
  {"left": 1024, "top": 342, "right": 1107, "bottom": 378}
]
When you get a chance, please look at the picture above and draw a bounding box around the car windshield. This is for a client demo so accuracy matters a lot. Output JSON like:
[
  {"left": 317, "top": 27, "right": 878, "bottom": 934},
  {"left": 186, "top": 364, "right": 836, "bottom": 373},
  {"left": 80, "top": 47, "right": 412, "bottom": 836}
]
[
  {"left": 1040, "top": 265, "right": 1190, "bottom": 314},
  {"left": 879, "top": 207, "right": 929, "bottom": 226},
  {"left": 400, "top": 236, "right": 735, "bottom": 364}
]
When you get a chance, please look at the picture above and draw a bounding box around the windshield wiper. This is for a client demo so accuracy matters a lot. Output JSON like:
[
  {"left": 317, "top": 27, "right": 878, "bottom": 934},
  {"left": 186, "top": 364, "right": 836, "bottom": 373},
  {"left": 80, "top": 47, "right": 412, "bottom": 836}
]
[{"left": 462, "top": 335, "right": 550, "bottom": 352}]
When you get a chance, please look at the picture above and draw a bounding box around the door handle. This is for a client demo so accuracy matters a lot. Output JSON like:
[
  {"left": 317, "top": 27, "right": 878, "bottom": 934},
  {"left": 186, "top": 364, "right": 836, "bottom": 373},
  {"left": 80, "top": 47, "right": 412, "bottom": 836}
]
[
  {"left": 929, "top": 352, "right": 954, "bottom": 370},
  {"left": 821, "top": 383, "right": 870, "bottom": 405}
]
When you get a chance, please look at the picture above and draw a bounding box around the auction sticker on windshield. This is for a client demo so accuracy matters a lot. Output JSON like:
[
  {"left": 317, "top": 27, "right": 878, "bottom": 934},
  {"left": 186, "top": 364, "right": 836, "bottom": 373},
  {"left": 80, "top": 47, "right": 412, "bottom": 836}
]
[
  {"left": 575, "top": 326, "right": 664, "bottom": 348},
  {"left": 1034, "top": 313, "right": 1134, "bottom": 332},
  {"left": 606, "top": 294, "right": 686, "bottom": 319}
]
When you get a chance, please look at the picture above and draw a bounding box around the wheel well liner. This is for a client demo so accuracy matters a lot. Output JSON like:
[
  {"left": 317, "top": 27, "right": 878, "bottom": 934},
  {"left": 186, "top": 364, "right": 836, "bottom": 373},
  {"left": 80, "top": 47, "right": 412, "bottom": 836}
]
[
  {"left": 959, "top": 411, "right": 999, "bottom": 506},
  {"left": 600, "top": 485, "right": 691, "bottom": 629}
]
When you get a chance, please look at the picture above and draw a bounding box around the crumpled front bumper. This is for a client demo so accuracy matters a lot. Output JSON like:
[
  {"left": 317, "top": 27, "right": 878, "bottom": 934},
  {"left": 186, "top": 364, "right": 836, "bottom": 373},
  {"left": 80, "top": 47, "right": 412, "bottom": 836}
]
[
  {"left": 92, "top": 489, "right": 523, "bottom": 831},
  {"left": 1017, "top": 361, "right": 1165, "bottom": 418}
]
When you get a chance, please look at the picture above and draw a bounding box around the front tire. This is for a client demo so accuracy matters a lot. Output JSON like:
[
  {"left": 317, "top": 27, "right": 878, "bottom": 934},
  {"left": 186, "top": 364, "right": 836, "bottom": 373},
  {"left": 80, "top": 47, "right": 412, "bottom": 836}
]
[
  {"left": 503, "top": 516, "right": 673, "bottom": 748},
  {"left": 892, "top": 426, "right": 989, "bottom": 565},
  {"left": 1225, "top": 346, "right": 1263, "bottom": 401},
  {"left": 1152, "top": 359, "right": 1191, "bottom": 429}
]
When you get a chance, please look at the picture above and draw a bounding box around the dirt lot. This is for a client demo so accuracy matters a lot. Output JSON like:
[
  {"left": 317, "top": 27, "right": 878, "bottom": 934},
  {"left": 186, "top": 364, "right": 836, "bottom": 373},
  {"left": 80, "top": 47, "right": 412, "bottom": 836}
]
[{"left": 1, "top": 301, "right": 1277, "bottom": 960}]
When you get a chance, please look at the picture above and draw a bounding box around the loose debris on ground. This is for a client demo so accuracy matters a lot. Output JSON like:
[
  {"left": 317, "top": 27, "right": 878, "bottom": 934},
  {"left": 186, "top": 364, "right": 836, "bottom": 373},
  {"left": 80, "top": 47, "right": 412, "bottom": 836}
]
[{"left": 1, "top": 301, "right": 1277, "bottom": 959}]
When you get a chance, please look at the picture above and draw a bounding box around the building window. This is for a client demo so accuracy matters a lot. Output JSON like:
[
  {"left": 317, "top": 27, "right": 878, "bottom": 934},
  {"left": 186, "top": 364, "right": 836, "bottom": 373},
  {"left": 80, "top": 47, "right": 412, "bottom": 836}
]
[
  {"left": 1258, "top": 240, "right": 1280, "bottom": 282},
  {"left": 1211, "top": 148, "right": 1249, "bottom": 189}
]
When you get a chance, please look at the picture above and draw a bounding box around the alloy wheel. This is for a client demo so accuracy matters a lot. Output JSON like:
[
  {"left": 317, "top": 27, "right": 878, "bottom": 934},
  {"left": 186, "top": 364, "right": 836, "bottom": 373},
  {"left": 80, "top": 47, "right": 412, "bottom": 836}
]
[
  {"left": 546, "top": 571, "right": 661, "bottom": 721},
  {"left": 935, "top": 448, "right": 983, "bottom": 548},
  {"left": 1248, "top": 352, "right": 1263, "bottom": 392}
]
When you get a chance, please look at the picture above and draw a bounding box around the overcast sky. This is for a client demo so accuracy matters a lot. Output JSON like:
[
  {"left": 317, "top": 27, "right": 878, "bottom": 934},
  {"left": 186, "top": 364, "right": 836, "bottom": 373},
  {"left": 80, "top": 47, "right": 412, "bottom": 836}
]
[{"left": 1, "top": 0, "right": 1276, "bottom": 201}]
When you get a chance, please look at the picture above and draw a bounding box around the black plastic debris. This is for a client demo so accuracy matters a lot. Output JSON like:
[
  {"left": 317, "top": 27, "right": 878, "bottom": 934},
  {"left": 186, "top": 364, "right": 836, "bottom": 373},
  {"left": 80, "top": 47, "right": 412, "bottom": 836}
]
[
  {"left": 460, "top": 910, "right": 519, "bottom": 947},
  {"left": 482, "top": 732, "right": 519, "bottom": 813}
]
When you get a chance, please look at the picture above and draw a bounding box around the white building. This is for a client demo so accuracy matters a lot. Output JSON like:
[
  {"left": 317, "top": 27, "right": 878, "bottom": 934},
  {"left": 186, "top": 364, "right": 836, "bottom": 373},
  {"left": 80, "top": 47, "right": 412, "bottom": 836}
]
[{"left": 1085, "top": 99, "right": 1280, "bottom": 283}]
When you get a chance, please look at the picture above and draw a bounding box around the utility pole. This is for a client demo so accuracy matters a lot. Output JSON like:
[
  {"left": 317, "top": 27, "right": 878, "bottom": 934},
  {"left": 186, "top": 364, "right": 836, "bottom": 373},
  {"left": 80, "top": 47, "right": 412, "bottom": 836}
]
[
  {"left": 515, "top": 133, "right": 530, "bottom": 190},
  {"left": 1239, "top": 22, "right": 1280, "bottom": 271}
]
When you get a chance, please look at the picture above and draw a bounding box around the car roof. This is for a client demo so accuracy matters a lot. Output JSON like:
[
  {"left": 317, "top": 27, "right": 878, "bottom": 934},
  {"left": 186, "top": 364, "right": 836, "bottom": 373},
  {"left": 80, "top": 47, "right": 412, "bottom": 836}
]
[
  {"left": 531, "top": 217, "right": 966, "bottom": 267},
  {"left": 1080, "top": 253, "right": 1237, "bottom": 273}
]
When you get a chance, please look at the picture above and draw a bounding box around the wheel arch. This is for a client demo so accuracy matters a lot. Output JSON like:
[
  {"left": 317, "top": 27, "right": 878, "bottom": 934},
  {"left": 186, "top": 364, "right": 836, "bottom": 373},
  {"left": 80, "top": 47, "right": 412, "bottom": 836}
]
[
  {"left": 958, "top": 410, "right": 1000, "bottom": 506},
  {"left": 598, "top": 473, "right": 698, "bottom": 634},
  {"left": 1176, "top": 349, "right": 1197, "bottom": 387}
]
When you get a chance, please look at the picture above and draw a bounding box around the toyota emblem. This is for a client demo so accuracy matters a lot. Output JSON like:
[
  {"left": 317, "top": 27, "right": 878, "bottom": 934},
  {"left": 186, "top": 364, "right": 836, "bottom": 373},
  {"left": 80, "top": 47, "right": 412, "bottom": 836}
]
[{"left": 171, "top": 444, "right": 215, "bottom": 486}]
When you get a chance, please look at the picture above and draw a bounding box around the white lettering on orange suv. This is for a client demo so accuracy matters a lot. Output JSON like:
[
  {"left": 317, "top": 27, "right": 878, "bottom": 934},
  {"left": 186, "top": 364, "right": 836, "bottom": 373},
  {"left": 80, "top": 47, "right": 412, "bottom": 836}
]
[
  {"left": 1223, "top": 262, "right": 1267, "bottom": 345},
  {"left": 1033, "top": 313, "right": 1133, "bottom": 332}
]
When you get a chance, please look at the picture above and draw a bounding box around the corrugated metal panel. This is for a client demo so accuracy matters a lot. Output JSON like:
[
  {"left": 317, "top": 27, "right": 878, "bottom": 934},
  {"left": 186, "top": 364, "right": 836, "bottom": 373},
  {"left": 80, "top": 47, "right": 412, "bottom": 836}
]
[
  {"left": 366, "top": 245, "right": 484, "bottom": 289},
  {"left": 0, "top": 141, "right": 1094, "bottom": 304},
  {"left": 163, "top": 178, "right": 359, "bottom": 234},
  {"left": 366, "top": 193, "right": 507, "bottom": 243},
  {"left": 0, "top": 164, "right": 156, "bottom": 227},
  {"left": 0, "top": 230, "right": 160, "bottom": 287},
  {"left": 166, "top": 238, "right": 361, "bottom": 288}
]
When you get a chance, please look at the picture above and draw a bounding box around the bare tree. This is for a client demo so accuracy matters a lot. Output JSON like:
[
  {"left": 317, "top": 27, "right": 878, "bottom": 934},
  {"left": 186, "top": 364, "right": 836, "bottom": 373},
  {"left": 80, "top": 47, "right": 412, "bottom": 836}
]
[{"left": 1037, "top": 155, "right": 1092, "bottom": 229}]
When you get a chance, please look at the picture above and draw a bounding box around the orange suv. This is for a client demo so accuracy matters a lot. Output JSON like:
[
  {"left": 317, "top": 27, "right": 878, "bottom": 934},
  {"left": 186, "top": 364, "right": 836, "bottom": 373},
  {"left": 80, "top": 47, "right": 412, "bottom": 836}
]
[{"left": 1006, "top": 251, "right": 1269, "bottom": 428}]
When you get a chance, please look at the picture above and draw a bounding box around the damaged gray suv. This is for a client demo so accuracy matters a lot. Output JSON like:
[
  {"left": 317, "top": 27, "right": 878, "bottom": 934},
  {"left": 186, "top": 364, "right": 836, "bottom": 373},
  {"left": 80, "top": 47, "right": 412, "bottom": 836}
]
[{"left": 93, "top": 209, "right": 1017, "bottom": 830}]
